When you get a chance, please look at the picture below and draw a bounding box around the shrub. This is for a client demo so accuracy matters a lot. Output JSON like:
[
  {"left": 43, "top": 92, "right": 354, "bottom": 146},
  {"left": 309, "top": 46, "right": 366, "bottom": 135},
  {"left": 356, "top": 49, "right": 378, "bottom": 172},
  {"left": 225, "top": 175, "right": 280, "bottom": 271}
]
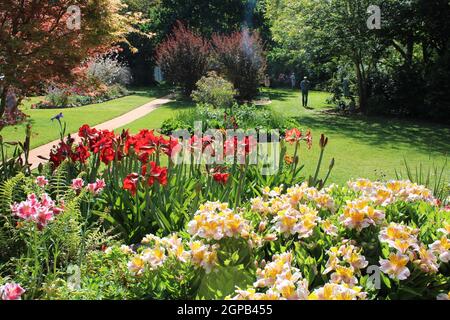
[
  {"left": 155, "top": 22, "right": 210, "bottom": 96},
  {"left": 191, "top": 72, "right": 236, "bottom": 108},
  {"left": 160, "top": 118, "right": 189, "bottom": 136},
  {"left": 167, "top": 103, "right": 298, "bottom": 135},
  {"left": 212, "top": 29, "right": 266, "bottom": 101},
  {"left": 102, "top": 84, "right": 129, "bottom": 100},
  {"left": 69, "top": 95, "right": 93, "bottom": 107},
  {"left": 425, "top": 52, "right": 450, "bottom": 122},
  {"left": 46, "top": 86, "right": 71, "bottom": 108},
  {"left": 86, "top": 55, "right": 132, "bottom": 87}
]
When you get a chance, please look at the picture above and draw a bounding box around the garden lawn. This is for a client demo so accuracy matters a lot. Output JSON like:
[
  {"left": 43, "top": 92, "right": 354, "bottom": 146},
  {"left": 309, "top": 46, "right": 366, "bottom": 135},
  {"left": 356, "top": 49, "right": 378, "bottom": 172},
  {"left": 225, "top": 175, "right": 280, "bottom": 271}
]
[
  {"left": 0, "top": 87, "right": 170, "bottom": 149},
  {"left": 111, "top": 88, "right": 450, "bottom": 185},
  {"left": 263, "top": 88, "right": 450, "bottom": 185},
  {"left": 117, "top": 100, "right": 195, "bottom": 133}
]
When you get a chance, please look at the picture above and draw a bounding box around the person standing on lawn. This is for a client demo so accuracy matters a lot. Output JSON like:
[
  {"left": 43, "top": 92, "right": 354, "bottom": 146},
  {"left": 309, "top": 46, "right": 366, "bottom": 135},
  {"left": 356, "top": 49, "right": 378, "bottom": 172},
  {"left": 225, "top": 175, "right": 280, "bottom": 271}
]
[
  {"left": 300, "top": 76, "right": 310, "bottom": 107},
  {"left": 290, "top": 72, "right": 296, "bottom": 89}
]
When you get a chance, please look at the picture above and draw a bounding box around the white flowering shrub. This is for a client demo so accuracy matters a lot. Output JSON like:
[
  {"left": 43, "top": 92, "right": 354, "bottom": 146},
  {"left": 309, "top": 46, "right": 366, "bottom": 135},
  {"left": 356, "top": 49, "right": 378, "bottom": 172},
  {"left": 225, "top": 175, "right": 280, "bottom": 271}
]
[{"left": 86, "top": 55, "right": 132, "bottom": 86}]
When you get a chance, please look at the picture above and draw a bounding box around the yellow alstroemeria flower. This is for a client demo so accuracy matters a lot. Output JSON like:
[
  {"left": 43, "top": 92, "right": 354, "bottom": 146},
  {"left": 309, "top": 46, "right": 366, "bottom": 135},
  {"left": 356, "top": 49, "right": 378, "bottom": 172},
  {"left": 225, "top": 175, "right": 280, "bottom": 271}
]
[{"left": 379, "top": 252, "right": 410, "bottom": 280}]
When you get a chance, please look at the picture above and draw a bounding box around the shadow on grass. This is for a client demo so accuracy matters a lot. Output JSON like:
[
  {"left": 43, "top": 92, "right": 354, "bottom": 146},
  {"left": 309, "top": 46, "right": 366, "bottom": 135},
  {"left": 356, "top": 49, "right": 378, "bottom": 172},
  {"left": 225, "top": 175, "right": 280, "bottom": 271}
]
[
  {"left": 295, "top": 112, "right": 450, "bottom": 155},
  {"left": 162, "top": 100, "right": 195, "bottom": 110},
  {"left": 130, "top": 85, "right": 173, "bottom": 98},
  {"left": 263, "top": 88, "right": 294, "bottom": 102}
]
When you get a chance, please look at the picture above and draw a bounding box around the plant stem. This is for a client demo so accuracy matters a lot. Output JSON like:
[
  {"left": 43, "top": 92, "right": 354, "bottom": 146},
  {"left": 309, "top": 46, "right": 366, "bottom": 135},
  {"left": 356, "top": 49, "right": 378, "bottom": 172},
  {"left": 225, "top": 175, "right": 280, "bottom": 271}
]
[{"left": 313, "top": 148, "right": 324, "bottom": 186}]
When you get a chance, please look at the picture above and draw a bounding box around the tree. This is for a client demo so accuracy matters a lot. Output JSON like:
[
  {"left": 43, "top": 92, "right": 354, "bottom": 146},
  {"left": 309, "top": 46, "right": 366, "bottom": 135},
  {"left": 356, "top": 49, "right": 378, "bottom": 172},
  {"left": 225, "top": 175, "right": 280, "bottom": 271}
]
[
  {"left": 118, "top": 0, "right": 156, "bottom": 86},
  {"left": 380, "top": 0, "right": 450, "bottom": 119},
  {"left": 155, "top": 22, "right": 210, "bottom": 96},
  {"left": 265, "top": 0, "right": 450, "bottom": 120},
  {"left": 120, "top": 0, "right": 271, "bottom": 86},
  {"left": 147, "top": 0, "right": 247, "bottom": 41},
  {"left": 212, "top": 29, "right": 266, "bottom": 100},
  {"left": 0, "top": 0, "right": 130, "bottom": 117},
  {"left": 265, "top": 0, "right": 384, "bottom": 113}
]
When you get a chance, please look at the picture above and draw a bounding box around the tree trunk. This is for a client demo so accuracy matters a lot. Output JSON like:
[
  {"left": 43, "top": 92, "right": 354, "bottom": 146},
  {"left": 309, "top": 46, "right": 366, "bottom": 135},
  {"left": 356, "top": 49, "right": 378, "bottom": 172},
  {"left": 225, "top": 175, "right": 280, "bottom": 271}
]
[
  {"left": 0, "top": 86, "right": 8, "bottom": 118},
  {"left": 422, "top": 41, "right": 429, "bottom": 66},
  {"left": 354, "top": 59, "right": 367, "bottom": 114},
  {"left": 406, "top": 34, "right": 414, "bottom": 67}
]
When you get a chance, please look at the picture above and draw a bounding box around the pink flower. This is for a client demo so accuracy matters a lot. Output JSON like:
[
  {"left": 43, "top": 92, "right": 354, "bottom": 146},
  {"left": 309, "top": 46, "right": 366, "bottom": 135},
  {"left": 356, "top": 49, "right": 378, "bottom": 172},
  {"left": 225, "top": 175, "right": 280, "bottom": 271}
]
[
  {"left": 1, "top": 282, "right": 25, "bottom": 300},
  {"left": 95, "top": 178, "right": 106, "bottom": 192},
  {"left": 39, "top": 193, "right": 54, "bottom": 207},
  {"left": 35, "top": 209, "right": 54, "bottom": 229},
  {"left": 11, "top": 201, "right": 36, "bottom": 220},
  {"left": 35, "top": 176, "right": 48, "bottom": 187},
  {"left": 27, "top": 193, "right": 38, "bottom": 206},
  {"left": 87, "top": 183, "right": 96, "bottom": 194},
  {"left": 87, "top": 179, "right": 106, "bottom": 195},
  {"left": 11, "top": 193, "right": 63, "bottom": 230},
  {"left": 379, "top": 252, "right": 411, "bottom": 280},
  {"left": 71, "top": 178, "right": 85, "bottom": 191}
]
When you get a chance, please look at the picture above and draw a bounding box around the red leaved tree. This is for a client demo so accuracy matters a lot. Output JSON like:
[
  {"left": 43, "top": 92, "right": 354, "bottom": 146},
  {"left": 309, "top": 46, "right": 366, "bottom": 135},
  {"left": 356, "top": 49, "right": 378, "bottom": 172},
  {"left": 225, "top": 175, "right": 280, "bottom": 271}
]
[
  {"left": 0, "top": 0, "right": 130, "bottom": 118},
  {"left": 212, "top": 29, "right": 266, "bottom": 101},
  {"left": 155, "top": 22, "right": 210, "bottom": 96}
]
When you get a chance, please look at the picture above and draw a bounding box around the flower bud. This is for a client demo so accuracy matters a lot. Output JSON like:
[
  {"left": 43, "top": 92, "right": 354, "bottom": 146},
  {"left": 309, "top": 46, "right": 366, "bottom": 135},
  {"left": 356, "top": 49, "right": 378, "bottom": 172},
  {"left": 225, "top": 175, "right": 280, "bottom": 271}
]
[
  {"left": 258, "top": 220, "right": 267, "bottom": 232},
  {"left": 319, "top": 134, "right": 329, "bottom": 149},
  {"left": 263, "top": 233, "right": 278, "bottom": 241}
]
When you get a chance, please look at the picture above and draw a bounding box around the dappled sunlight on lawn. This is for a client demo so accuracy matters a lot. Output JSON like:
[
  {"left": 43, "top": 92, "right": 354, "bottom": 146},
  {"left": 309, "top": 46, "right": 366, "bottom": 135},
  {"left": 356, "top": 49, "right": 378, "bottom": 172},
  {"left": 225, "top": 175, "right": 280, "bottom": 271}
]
[{"left": 263, "top": 88, "right": 449, "bottom": 184}]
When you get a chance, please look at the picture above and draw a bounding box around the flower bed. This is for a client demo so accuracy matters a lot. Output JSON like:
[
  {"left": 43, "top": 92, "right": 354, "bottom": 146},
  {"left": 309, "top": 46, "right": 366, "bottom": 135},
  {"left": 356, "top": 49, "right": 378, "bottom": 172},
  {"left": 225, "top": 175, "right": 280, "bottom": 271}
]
[
  {"left": 31, "top": 84, "right": 129, "bottom": 109},
  {"left": 0, "top": 123, "right": 448, "bottom": 300}
]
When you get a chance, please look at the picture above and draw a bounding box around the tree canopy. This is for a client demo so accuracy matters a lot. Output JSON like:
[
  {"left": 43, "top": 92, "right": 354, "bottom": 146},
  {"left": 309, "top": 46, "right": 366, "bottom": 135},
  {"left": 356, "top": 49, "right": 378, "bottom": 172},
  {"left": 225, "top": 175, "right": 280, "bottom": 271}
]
[
  {"left": 264, "top": 0, "right": 450, "bottom": 119},
  {"left": 0, "top": 0, "right": 131, "bottom": 116}
]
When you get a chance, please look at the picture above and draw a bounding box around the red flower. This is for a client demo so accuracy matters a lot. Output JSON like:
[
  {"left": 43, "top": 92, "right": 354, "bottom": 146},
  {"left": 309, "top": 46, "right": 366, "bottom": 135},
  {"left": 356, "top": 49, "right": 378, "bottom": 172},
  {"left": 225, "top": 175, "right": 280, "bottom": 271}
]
[
  {"left": 285, "top": 128, "right": 302, "bottom": 144},
  {"left": 224, "top": 137, "right": 236, "bottom": 156},
  {"left": 49, "top": 139, "right": 73, "bottom": 168},
  {"left": 160, "top": 137, "right": 181, "bottom": 157},
  {"left": 124, "top": 129, "right": 159, "bottom": 159},
  {"left": 213, "top": 172, "right": 229, "bottom": 185},
  {"left": 78, "top": 124, "right": 97, "bottom": 139},
  {"left": 188, "top": 135, "right": 203, "bottom": 153},
  {"left": 91, "top": 130, "right": 115, "bottom": 153},
  {"left": 100, "top": 146, "right": 116, "bottom": 165},
  {"left": 224, "top": 136, "right": 257, "bottom": 156},
  {"left": 71, "top": 143, "right": 90, "bottom": 163},
  {"left": 242, "top": 136, "right": 257, "bottom": 154},
  {"left": 123, "top": 173, "right": 140, "bottom": 196},
  {"left": 141, "top": 162, "right": 168, "bottom": 186}
]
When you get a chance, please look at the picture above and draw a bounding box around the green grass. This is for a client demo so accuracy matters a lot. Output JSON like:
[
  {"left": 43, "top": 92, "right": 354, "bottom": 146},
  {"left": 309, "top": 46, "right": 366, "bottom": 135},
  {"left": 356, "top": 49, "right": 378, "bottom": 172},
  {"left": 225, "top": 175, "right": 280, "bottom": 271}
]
[
  {"left": 117, "top": 100, "right": 195, "bottom": 133},
  {"left": 0, "top": 87, "right": 170, "bottom": 149},
  {"left": 8, "top": 84, "right": 447, "bottom": 185},
  {"left": 263, "top": 88, "right": 450, "bottom": 185},
  {"left": 120, "top": 87, "right": 449, "bottom": 185}
]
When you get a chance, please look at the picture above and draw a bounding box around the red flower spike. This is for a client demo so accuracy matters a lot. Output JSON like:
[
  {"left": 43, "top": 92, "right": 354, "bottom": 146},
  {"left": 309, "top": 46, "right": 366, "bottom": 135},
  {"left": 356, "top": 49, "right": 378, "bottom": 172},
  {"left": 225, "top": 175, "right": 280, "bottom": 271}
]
[{"left": 123, "top": 173, "right": 140, "bottom": 196}]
